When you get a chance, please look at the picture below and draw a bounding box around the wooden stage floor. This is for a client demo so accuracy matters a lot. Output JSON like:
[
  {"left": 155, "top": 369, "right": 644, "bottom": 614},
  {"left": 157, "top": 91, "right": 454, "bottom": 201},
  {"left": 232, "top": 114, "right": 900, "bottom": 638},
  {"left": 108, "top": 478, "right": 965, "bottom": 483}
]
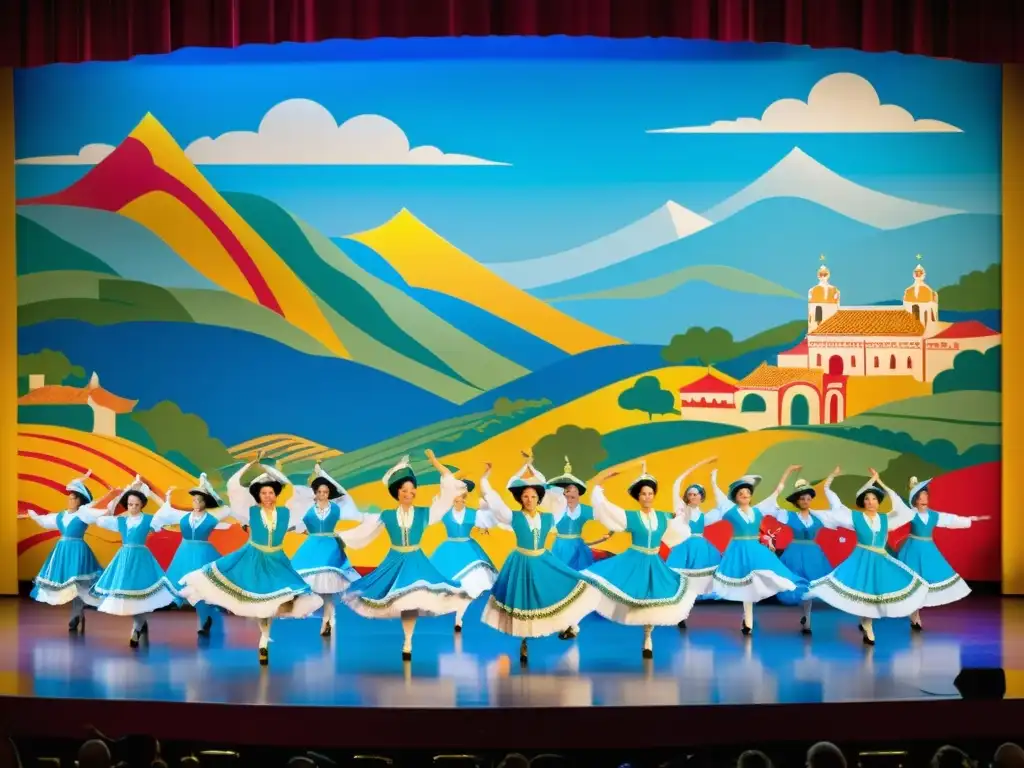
[{"left": 1, "top": 595, "right": 1022, "bottom": 750}]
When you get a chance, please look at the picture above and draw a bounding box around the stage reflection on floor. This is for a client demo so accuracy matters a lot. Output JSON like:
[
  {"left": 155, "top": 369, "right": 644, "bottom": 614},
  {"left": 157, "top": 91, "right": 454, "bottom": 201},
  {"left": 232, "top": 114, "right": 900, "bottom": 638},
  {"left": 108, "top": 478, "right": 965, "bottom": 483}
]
[{"left": 0, "top": 597, "right": 1019, "bottom": 708}]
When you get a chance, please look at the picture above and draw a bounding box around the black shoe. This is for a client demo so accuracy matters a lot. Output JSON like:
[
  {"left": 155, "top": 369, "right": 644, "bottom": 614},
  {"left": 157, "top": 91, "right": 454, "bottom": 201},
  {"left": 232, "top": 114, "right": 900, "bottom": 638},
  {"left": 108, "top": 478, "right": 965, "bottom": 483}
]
[
  {"left": 741, "top": 623, "right": 752, "bottom": 636},
  {"left": 198, "top": 616, "right": 213, "bottom": 637},
  {"left": 519, "top": 655, "right": 528, "bottom": 666},
  {"left": 800, "top": 616, "right": 807, "bottom": 626},
  {"left": 402, "top": 651, "right": 412, "bottom": 661},
  {"left": 863, "top": 634, "right": 875, "bottom": 646},
  {"left": 259, "top": 647, "right": 269, "bottom": 666},
  {"left": 68, "top": 615, "right": 82, "bottom": 633},
  {"left": 454, "top": 623, "right": 462, "bottom": 634},
  {"left": 677, "top": 620, "right": 687, "bottom": 630},
  {"left": 129, "top": 630, "right": 140, "bottom": 649},
  {"left": 801, "top": 627, "right": 812, "bottom": 636},
  {"left": 911, "top": 622, "right": 923, "bottom": 632},
  {"left": 320, "top": 622, "right": 332, "bottom": 638},
  {"left": 140, "top": 621, "right": 149, "bottom": 636},
  {"left": 642, "top": 648, "right": 653, "bottom": 659}
]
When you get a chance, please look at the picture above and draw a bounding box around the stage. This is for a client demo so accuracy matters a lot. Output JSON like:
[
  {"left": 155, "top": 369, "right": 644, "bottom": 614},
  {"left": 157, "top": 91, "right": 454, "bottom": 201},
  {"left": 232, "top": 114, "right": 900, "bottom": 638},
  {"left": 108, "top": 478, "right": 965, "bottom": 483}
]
[{"left": 0, "top": 596, "right": 1022, "bottom": 751}]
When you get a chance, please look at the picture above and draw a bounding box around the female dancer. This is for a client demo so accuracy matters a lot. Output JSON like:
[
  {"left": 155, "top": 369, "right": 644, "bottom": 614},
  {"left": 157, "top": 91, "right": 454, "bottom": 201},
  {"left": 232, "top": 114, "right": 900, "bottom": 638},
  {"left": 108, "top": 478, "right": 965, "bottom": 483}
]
[
  {"left": 150, "top": 474, "right": 234, "bottom": 636},
  {"left": 808, "top": 467, "right": 929, "bottom": 645},
  {"left": 338, "top": 450, "right": 472, "bottom": 660},
  {"left": 180, "top": 459, "right": 323, "bottom": 665},
  {"left": 545, "top": 457, "right": 610, "bottom": 640},
  {"left": 710, "top": 466, "right": 803, "bottom": 634},
  {"left": 666, "top": 456, "right": 723, "bottom": 625},
  {"left": 767, "top": 474, "right": 838, "bottom": 635},
  {"left": 288, "top": 462, "right": 363, "bottom": 638},
  {"left": 89, "top": 476, "right": 178, "bottom": 647},
  {"left": 582, "top": 462, "right": 698, "bottom": 658},
  {"left": 892, "top": 476, "right": 989, "bottom": 631},
  {"left": 479, "top": 460, "right": 600, "bottom": 664},
  {"left": 24, "top": 470, "right": 103, "bottom": 632},
  {"left": 428, "top": 476, "right": 500, "bottom": 633}
]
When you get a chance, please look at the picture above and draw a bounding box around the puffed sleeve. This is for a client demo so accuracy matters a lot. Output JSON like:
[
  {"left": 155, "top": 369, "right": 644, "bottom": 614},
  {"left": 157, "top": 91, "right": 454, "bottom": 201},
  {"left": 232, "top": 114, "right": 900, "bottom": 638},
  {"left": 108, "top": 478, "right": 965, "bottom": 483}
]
[
  {"left": 662, "top": 513, "right": 693, "bottom": 549},
  {"left": 821, "top": 478, "right": 854, "bottom": 529},
  {"left": 429, "top": 473, "right": 467, "bottom": 525},
  {"left": 286, "top": 486, "right": 314, "bottom": 533},
  {"left": 149, "top": 499, "right": 183, "bottom": 530},
  {"left": 590, "top": 486, "right": 627, "bottom": 532},
  {"left": 225, "top": 464, "right": 253, "bottom": 525},
  {"left": 481, "top": 476, "right": 513, "bottom": 526},
  {"left": 26, "top": 510, "right": 59, "bottom": 530},
  {"left": 934, "top": 510, "right": 973, "bottom": 529},
  {"left": 336, "top": 513, "right": 384, "bottom": 549}
]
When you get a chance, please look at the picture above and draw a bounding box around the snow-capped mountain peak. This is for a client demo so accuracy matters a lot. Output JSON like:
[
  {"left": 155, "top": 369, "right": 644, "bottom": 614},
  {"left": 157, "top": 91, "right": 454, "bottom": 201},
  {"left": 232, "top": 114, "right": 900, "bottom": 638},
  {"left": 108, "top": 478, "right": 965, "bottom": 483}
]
[
  {"left": 703, "top": 147, "right": 963, "bottom": 229},
  {"left": 489, "top": 201, "right": 711, "bottom": 290}
]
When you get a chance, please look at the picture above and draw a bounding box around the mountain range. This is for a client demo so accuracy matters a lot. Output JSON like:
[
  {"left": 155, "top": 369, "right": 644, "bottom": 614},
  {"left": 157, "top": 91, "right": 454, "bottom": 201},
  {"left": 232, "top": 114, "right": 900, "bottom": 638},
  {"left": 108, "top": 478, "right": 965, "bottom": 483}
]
[{"left": 15, "top": 113, "right": 621, "bottom": 410}]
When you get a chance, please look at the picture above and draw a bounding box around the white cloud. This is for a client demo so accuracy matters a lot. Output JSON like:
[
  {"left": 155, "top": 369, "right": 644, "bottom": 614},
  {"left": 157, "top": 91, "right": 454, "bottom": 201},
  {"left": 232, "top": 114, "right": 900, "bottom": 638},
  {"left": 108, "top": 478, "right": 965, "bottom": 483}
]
[
  {"left": 185, "top": 99, "right": 509, "bottom": 165},
  {"left": 16, "top": 98, "right": 510, "bottom": 166},
  {"left": 16, "top": 143, "right": 116, "bottom": 165},
  {"left": 647, "top": 73, "right": 962, "bottom": 134}
]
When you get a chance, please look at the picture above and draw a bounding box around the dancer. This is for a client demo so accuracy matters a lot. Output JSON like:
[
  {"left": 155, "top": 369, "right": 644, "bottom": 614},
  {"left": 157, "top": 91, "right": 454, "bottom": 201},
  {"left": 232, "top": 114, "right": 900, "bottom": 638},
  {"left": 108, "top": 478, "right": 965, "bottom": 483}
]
[
  {"left": 891, "top": 476, "right": 989, "bottom": 631},
  {"left": 766, "top": 474, "right": 838, "bottom": 635},
  {"left": 666, "top": 456, "right": 723, "bottom": 627},
  {"left": 88, "top": 476, "right": 178, "bottom": 648},
  {"left": 710, "top": 465, "right": 803, "bottom": 634},
  {"left": 479, "top": 459, "right": 600, "bottom": 665},
  {"left": 24, "top": 470, "right": 104, "bottom": 633},
  {"left": 150, "top": 474, "right": 234, "bottom": 636},
  {"left": 180, "top": 459, "right": 323, "bottom": 665},
  {"left": 807, "top": 467, "right": 929, "bottom": 645},
  {"left": 287, "top": 462, "right": 363, "bottom": 638},
  {"left": 338, "top": 450, "right": 472, "bottom": 660},
  {"left": 428, "top": 476, "right": 500, "bottom": 633},
  {"left": 582, "top": 462, "right": 698, "bottom": 658}
]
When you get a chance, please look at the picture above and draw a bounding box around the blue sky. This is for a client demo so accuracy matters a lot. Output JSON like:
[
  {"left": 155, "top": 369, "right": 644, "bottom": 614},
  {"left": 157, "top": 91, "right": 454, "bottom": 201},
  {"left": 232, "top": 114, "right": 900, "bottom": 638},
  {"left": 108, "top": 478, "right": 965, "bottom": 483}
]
[{"left": 14, "top": 37, "right": 1001, "bottom": 263}]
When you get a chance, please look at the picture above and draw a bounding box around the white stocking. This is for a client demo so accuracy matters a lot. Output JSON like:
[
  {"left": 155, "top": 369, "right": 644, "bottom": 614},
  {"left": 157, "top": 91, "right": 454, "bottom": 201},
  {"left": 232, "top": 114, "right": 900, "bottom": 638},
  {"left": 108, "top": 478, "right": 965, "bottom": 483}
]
[
  {"left": 801, "top": 600, "right": 813, "bottom": 628},
  {"left": 861, "top": 617, "right": 875, "bottom": 642},
  {"left": 743, "top": 601, "right": 754, "bottom": 628},
  {"left": 70, "top": 597, "right": 85, "bottom": 619},
  {"left": 911, "top": 609, "right": 922, "bottom": 626},
  {"left": 259, "top": 618, "right": 272, "bottom": 649},
  {"left": 401, "top": 610, "right": 417, "bottom": 653},
  {"left": 643, "top": 625, "right": 653, "bottom": 652},
  {"left": 455, "top": 604, "right": 469, "bottom": 628},
  {"left": 132, "top": 613, "right": 149, "bottom": 633},
  {"left": 322, "top": 598, "right": 335, "bottom": 627}
]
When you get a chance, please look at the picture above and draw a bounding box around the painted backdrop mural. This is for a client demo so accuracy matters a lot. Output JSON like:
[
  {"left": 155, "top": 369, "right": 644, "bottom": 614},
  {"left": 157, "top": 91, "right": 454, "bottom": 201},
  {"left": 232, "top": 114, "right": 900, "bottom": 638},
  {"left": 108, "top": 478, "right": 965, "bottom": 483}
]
[{"left": 13, "top": 38, "right": 1002, "bottom": 581}]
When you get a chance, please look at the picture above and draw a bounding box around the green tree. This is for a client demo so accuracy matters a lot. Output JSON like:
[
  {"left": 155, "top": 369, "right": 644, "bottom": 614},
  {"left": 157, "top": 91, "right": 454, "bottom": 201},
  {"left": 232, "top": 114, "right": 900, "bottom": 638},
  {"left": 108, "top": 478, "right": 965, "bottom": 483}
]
[
  {"left": 532, "top": 425, "right": 608, "bottom": 483},
  {"left": 18, "top": 349, "right": 85, "bottom": 384},
  {"left": 131, "top": 401, "right": 235, "bottom": 484},
  {"left": 933, "top": 345, "right": 1000, "bottom": 394},
  {"left": 617, "top": 375, "right": 679, "bottom": 421},
  {"left": 938, "top": 264, "right": 1000, "bottom": 312},
  {"left": 661, "top": 327, "right": 734, "bottom": 366}
]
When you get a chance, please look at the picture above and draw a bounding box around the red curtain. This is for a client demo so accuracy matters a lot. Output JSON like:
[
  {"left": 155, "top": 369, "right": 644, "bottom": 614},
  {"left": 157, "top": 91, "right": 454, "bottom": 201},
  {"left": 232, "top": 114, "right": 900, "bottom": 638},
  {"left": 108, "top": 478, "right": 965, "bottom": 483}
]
[{"left": 2, "top": 0, "right": 1022, "bottom": 68}]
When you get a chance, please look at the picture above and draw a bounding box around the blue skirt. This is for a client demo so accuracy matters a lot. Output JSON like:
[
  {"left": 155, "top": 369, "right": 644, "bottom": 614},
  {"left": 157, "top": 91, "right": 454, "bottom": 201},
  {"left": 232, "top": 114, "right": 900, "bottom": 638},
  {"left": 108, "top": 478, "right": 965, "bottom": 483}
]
[
  {"left": 665, "top": 535, "right": 721, "bottom": 598},
  {"left": 430, "top": 538, "right": 497, "bottom": 598},
  {"left": 291, "top": 535, "right": 361, "bottom": 595},
  {"left": 776, "top": 541, "right": 833, "bottom": 605},
  {"left": 481, "top": 549, "right": 600, "bottom": 638},
  {"left": 550, "top": 536, "right": 595, "bottom": 571},
  {"left": 343, "top": 548, "right": 471, "bottom": 618},
  {"left": 165, "top": 540, "right": 222, "bottom": 601},
  {"left": 896, "top": 537, "right": 971, "bottom": 607},
  {"left": 583, "top": 547, "right": 698, "bottom": 625},
  {"left": 179, "top": 543, "right": 323, "bottom": 619},
  {"left": 91, "top": 544, "right": 177, "bottom": 616},
  {"left": 712, "top": 538, "right": 802, "bottom": 602},
  {"left": 808, "top": 545, "right": 929, "bottom": 619},
  {"left": 31, "top": 537, "right": 103, "bottom": 607}
]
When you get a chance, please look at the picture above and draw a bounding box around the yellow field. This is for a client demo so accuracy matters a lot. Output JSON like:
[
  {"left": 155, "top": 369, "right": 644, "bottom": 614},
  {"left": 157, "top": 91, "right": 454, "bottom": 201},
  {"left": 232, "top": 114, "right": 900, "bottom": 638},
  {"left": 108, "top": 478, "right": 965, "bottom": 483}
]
[
  {"left": 16, "top": 425, "right": 199, "bottom": 578},
  {"left": 845, "top": 375, "right": 932, "bottom": 416},
  {"left": 229, "top": 434, "right": 342, "bottom": 463}
]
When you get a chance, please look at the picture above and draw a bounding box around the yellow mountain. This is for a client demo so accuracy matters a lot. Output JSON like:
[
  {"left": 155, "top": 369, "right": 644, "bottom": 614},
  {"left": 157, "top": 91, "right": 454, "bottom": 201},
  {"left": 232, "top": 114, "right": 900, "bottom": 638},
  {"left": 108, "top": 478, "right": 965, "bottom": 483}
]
[
  {"left": 348, "top": 209, "right": 622, "bottom": 355},
  {"left": 120, "top": 114, "right": 349, "bottom": 358}
]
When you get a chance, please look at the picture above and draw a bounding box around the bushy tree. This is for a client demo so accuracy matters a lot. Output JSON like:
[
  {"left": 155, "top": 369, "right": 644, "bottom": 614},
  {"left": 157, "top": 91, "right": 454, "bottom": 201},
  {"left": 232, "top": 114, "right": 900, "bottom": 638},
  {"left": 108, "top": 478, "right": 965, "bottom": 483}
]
[
  {"left": 618, "top": 375, "right": 678, "bottom": 421},
  {"left": 661, "top": 327, "right": 734, "bottom": 366},
  {"left": 532, "top": 425, "right": 607, "bottom": 483}
]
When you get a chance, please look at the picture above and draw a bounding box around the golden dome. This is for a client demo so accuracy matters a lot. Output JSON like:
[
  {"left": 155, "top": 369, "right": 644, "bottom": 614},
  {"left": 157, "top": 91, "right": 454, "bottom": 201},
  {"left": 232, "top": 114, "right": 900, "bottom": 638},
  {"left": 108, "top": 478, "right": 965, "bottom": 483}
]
[
  {"left": 808, "top": 265, "right": 839, "bottom": 304},
  {"left": 904, "top": 263, "right": 937, "bottom": 302}
]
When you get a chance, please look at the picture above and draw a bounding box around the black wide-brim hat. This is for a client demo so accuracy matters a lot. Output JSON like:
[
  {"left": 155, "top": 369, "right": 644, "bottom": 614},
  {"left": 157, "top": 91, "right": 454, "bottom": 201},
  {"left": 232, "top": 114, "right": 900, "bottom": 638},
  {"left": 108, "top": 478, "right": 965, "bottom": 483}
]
[
  {"left": 628, "top": 479, "right": 658, "bottom": 501},
  {"left": 249, "top": 480, "right": 283, "bottom": 503},
  {"left": 509, "top": 480, "right": 546, "bottom": 505},
  {"left": 311, "top": 477, "right": 344, "bottom": 499},
  {"left": 119, "top": 489, "right": 148, "bottom": 509},
  {"left": 786, "top": 487, "right": 817, "bottom": 505},
  {"left": 189, "top": 490, "right": 221, "bottom": 508},
  {"left": 855, "top": 483, "right": 886, "bottom": 509}
]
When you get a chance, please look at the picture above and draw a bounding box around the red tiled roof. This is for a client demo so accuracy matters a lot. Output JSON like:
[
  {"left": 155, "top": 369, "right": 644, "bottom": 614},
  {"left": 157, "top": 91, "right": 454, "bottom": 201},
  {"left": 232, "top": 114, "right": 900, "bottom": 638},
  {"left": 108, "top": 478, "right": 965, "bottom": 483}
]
[
  {"left": 18, "top": 384, "right": 137, "bottom": 414},
  {"left": 930, "top": 320, "right": 999, "bottom": 340},
  {"left": 679, "top": 373, "right": 738, "bottom": 394},
  {"left": 779, "top": 338, "right": 808, "bottom": 355}
]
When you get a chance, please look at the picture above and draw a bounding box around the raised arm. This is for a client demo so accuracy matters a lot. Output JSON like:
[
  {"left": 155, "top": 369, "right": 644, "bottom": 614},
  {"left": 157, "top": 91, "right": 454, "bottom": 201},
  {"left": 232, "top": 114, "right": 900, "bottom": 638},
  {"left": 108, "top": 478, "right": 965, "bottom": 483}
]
[
  {"left": 589, "top": 468, "right": 627, "bottom": 532},
  {"left": 26, "top": 509, "right": 60, "bottom": 530},
  {"left": 871, "top": 469, "right": 914, "bottom": 530},
  {"left": 480, "top": 463, "right": 513, "bottom": 526},
  {"left": 149, "top": 489, "right": 184, "bottom": 529},
  {"left": 224, "top": 462, "right": 256, "bottom": 525},
  {"left": 672, "top": 456, "right": 717, "bottom": 516},
  {"left": 426, "top": 449, "right": 469, "bottom": 525},
  {"left": 756, "top": 464, "right": 799, "bottom": 521},
  {"left": 821, "top": 468, "right": 854, "bottom": 529},
  {"left": 704, "top": 469, "right": 729, "bottom": 525}
]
